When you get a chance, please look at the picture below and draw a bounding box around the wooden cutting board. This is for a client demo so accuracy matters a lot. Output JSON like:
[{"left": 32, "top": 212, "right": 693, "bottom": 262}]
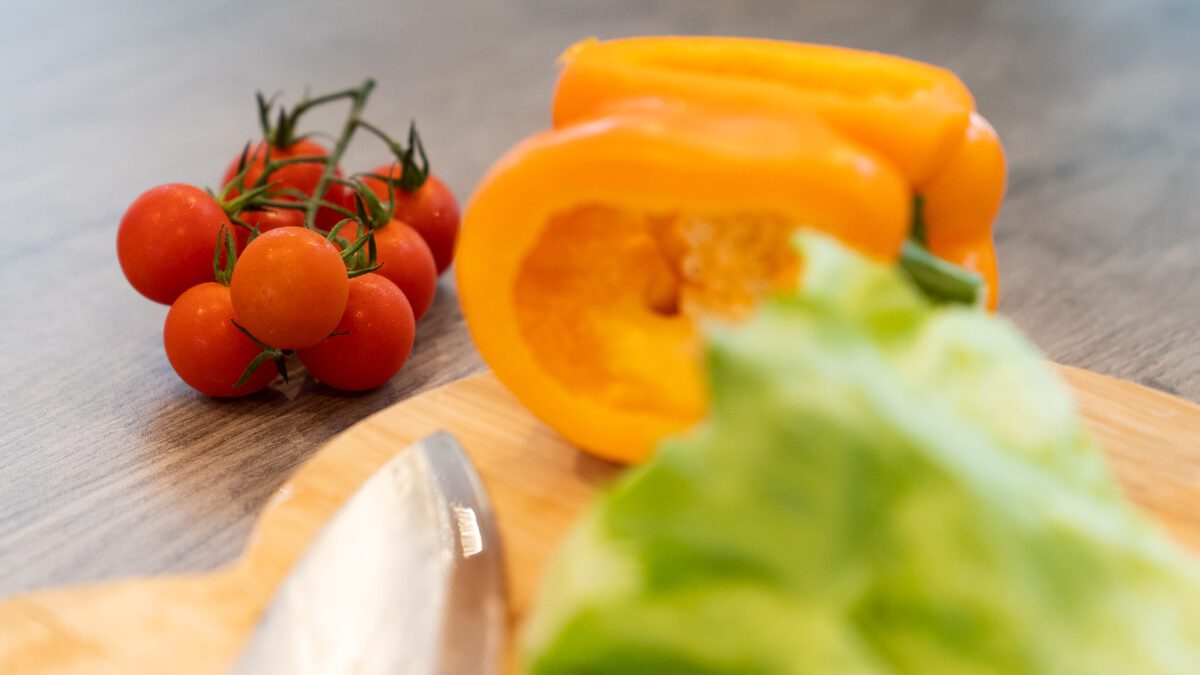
[{"left": 1, "top": 366, "right": 1198, "bottom": 673}]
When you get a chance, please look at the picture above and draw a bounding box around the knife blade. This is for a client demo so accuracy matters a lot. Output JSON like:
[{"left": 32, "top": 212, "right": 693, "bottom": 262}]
[{"left": 232, "top": 431, "right": 506, "bottom": 675}]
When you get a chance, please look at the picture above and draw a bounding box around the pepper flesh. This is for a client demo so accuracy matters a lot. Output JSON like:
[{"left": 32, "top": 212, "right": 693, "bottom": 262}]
[
  {"left": 457, "top": 101, "right": 909, "bottom": 462},
  {"left": 553, "top": 36, "right": 1004, "bottom": 309}
]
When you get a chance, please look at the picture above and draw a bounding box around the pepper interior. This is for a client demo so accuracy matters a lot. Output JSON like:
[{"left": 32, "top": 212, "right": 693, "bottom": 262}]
[{"left": 514, "top": 204, "right": 798, "bottom": 417}]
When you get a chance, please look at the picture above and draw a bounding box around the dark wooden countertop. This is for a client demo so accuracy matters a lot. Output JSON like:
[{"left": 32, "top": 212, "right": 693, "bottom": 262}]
[{"left": 2, "top": 0, "right": 1197, "bottom": 596}]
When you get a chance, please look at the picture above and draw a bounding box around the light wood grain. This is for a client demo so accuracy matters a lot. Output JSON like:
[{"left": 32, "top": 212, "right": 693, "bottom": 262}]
[
  {"left": 1, "top": 366, "right": 1198, "bottom": 673},
  {"left": 2, "top": 0, "right": 1199, "bottom": 603}
]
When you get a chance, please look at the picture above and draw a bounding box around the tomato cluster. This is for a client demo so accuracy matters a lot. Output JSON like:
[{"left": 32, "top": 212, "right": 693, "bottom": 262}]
[{"left": 116, "top": 81, "right": 460, "bottom": 397}]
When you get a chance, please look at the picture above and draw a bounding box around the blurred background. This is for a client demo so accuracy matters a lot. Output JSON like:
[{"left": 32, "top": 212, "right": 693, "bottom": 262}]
[
  {"left": 3, "top": 0, "right": 1197, "bottom": 378},
  {"left": 1, "top": 0, "right": 1198, "bottom": 594}
]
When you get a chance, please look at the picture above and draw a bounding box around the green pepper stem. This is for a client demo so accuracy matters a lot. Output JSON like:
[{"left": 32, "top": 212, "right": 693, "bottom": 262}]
[
  {"left": 910, "top": 193, "right": 928, "bottom": 246},
  {"left": 899, "top": 241, "right": 983, "bottom": 306}
]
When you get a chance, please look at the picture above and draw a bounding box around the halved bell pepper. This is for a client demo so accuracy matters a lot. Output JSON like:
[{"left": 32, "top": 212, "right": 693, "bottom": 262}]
[
  {"left": 552, "top": 36, "right": 1005, "bottom": 309},
  {"left": 456, "top": 100, "right": 909, "bottom": 463}
]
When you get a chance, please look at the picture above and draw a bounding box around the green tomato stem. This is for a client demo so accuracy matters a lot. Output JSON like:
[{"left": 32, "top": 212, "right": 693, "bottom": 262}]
[{"left": 303, "top": 79, "right": 376, "bottom": 229}]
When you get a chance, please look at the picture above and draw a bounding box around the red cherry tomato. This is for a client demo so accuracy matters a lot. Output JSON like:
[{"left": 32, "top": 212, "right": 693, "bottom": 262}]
[
  {"left": 222, "top": 140, "right": 347, "bottom": 229},
  {"left": 240, "top": 207, "right": 306, "bottom": 239},
  {"left": 326, "top": 219, "right": 435, "bottom": 320},
  {"left": 297, "top": 274, "right": 415, "bottom": 391},
  {"left": 315, "top": 181, "right": 359, "bottom": 232},
  {"left": 363, "top": 164, "right": 460, "bottom": 274},
  {"left": 223, "top": 139, "right": 328, "bottom": 196},
  {"left": 373, "top": 220, "right": 438, "bottom": 321},
  {"left": 229, "top": 227, "right": 349, "bottom": 349},
  {"left": 164, "top": 282, "right": 276, "bottom": 397},
  {"left": 117, "top": 183, "right": 231, "bottom": 305},
  {"left": 227, "top": 207, "right": 305, "bottom": 251}
]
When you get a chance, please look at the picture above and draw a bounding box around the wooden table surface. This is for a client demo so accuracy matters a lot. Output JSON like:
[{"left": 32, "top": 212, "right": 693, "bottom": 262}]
[{"left": 1, "top": 0, "right": 1197, "bottom": 598}]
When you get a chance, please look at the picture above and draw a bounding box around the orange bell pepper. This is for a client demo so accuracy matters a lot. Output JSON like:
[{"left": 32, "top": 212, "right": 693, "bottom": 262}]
[
  {"left": 922, "top": 112, "right": 1006, "bottom": 309},
  {"left": 456, "top": 100, "right": 909, "bottom": 462},
  {"left": 552, "top": 36, "right": 1004, "bottom": 309},
  {"left": 554, "top": 36, "right": 975, "bottom": 186}
]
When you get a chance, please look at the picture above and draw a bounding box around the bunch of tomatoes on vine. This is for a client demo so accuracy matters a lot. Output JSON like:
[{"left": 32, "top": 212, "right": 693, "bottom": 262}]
[{"left": 116, "top": 79, "right": 459, "bottom": 396}]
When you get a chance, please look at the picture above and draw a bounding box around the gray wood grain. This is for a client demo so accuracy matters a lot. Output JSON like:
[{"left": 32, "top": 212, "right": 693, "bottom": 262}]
[{"left": 1, "top": 0, "right": 1197, "bottom": 596}]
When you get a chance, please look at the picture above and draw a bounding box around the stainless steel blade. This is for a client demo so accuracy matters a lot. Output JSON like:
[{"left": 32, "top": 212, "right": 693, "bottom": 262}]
[{"left": 233, "top": 432, "right": 505, "bottom": 675}]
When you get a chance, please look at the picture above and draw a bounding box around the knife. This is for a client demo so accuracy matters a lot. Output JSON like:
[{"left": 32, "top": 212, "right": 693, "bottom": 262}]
[{"left": 232, "top": 431, "right": 506, "bottom": 675}]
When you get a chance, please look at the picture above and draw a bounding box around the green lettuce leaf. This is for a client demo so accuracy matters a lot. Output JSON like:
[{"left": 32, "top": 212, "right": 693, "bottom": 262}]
[{"left": 524, "top": 231, "right": 1200, "bottom": 675}]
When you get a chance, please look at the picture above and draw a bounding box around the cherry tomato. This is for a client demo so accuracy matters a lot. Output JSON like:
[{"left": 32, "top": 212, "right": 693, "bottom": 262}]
[
  {"left": 230, "top": 227, "right": 349, "bottom": 349},
  {"left": 372, "top": 220, "right": 438, "bottom": 320},
  {"left": 326, "top": 219, "right": 435, "bottom": 320},
  {"left": 226, "top": 207, "right": 305, "bottom": 251},
  {"left": 117, "top": 183, "right": 231, "bottom": 305},
  {"left": 223, "top": 139, "right": 329, "bottom": 197},
  {"left": 297, "top": 274, "right": 415, "bottom": 391},
  {"left": 164, "top": 282, "right": 276, "bottom": 397},
  {"left": 222, "top": 140, "right": 348, "bottom": 230},
  {"left": 238, "top": 207, "right": 306, "bottom": 244},
  {"left": 315, "top": 181, "right": 358, "bottom": 232},
  {"left": 363, "top": 164, "right": 460, "bottom": 274}
]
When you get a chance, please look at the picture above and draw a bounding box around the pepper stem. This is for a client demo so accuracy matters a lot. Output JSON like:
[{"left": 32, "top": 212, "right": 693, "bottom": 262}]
[
  {"left": 910, "top": 193, "right": 928, "bottom": 245},
  {"left": 899, "top": 193, "right": 984, "bottom": 306},
  {"left": 899, "top": 241, "right": 983, "bottom": 306}
]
